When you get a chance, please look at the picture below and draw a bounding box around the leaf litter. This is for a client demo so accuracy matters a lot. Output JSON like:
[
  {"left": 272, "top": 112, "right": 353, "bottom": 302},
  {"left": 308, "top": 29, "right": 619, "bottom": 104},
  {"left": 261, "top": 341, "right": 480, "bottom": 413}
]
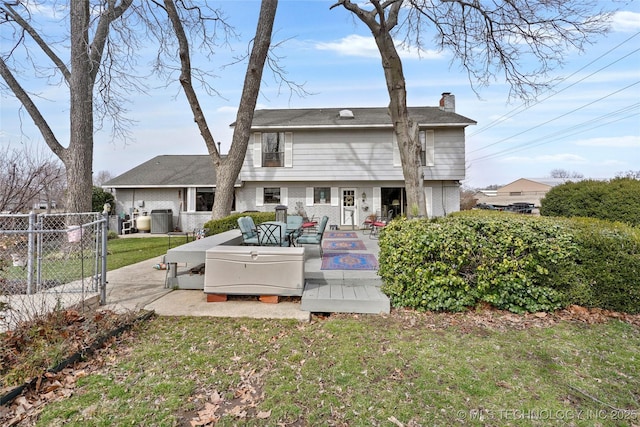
[{"left": 1, "top": 304, "right": 639, "bottom": 425}]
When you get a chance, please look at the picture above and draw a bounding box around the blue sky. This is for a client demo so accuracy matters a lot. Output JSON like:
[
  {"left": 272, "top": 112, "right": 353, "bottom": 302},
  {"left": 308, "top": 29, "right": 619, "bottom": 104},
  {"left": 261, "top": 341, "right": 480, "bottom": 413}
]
[{"left": 1, "top": 0, "right": 639, "bottom": 188}]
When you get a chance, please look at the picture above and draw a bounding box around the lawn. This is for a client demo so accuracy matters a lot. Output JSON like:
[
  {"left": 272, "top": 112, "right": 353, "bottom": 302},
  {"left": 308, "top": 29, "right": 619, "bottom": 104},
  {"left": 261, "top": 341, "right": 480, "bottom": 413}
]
[
  {"left": 2, "top": 236, "right": 639, "bottom": 426},
  {"left": 106, "top": 236, "right": 183, "bottom": 270},
  {"left": 29, "top": 310, "right": 640, "bottom": 426}
]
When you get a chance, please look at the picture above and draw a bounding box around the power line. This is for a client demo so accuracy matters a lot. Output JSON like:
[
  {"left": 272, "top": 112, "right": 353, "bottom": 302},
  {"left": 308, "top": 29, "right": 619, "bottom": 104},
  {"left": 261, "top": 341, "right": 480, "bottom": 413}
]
[
  {"left": 468, "top": 31, "right": 640, "bottom": 142},
  {"left": 467, "top": 80, "right": 640, "bottom": 159},
  {"left": 469, "top": 103, "right": 640, "bottom": 163}
]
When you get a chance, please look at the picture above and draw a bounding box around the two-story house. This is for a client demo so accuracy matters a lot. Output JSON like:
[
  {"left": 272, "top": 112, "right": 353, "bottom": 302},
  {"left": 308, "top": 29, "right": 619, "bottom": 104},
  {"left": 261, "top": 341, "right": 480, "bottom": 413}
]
[{"left": 104, "top": 93, "right": 476, "bottom": 232}]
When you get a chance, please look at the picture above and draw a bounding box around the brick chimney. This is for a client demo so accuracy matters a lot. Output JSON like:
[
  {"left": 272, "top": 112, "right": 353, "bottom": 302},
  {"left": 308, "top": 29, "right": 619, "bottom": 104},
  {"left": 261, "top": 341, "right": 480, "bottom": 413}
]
[{"left": 439, "top": 92, "right": 455, "bottom": 113}]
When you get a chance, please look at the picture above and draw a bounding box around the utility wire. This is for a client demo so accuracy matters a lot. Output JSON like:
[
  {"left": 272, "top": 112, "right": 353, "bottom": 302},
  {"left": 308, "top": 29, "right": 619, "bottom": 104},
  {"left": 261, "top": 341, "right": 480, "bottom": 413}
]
[
  {"left": 468, "top": 31, "right": 640, "bottom": 142},
  {"left": 469, "top": 111, "right": 639, "bottom": 164},
  {"left": 467, "top": 80, "right": 640, "bottom": 159},
  {"left": 469, "top": 103, "right": 640, "bottom": 163}
]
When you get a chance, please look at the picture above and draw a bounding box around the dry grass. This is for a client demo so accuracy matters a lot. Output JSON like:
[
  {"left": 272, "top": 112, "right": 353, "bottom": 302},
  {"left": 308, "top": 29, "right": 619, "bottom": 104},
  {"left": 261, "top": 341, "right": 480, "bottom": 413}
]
[{"left": 3, "top": 306, "right": 636, "bottom": 427}]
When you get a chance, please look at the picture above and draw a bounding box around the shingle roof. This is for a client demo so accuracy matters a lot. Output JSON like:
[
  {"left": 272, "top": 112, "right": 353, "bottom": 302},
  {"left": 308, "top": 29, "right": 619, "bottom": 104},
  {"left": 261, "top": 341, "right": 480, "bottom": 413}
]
[
  {"left": 246, "top": 106, "right": 476, "bottom": 129},
  {"left": 103, "top": 155, "right": 221, "bottom": 187}
]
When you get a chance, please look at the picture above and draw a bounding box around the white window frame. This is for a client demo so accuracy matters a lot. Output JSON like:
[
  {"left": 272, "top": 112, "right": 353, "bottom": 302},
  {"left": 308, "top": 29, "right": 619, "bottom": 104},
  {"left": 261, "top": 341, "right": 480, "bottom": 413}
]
[{"left": 253, "top": 132, "right": 293, "bottom": 168}]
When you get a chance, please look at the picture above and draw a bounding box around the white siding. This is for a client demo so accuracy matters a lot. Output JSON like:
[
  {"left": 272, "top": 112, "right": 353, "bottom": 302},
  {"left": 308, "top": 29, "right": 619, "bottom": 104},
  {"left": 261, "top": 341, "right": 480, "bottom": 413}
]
[{"left": 242, "top": 127, "right": 466, "bottom": 182}]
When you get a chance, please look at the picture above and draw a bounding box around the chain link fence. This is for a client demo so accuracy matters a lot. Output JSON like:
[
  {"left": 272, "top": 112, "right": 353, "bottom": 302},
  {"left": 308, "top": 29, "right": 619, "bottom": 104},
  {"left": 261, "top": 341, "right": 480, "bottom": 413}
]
[{"left": 0, "top": 212, "right": 108, "bottom": 331}]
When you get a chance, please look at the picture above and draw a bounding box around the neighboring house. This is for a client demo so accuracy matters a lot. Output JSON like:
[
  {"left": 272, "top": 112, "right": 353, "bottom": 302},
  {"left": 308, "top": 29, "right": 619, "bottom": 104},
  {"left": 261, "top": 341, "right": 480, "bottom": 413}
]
[
  {"left": 104, "top": 93, "right": 476, "bottom": 232},
  {"left": 475, "top": 178, "right": 570, "bottom": 211}
]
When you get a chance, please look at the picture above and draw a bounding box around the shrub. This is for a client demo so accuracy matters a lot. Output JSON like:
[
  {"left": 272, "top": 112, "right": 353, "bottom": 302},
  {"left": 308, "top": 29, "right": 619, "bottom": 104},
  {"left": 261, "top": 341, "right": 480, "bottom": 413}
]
[
  {"left": 92, "top": 186, "right": 115, "bottom": 213},
  {"left": 567, "top": 218, "right": 640, "bottom": 314},
  {"left": 540, "top": 178, "right": 640, "bottom": 226},
  {"left": 202, "top": 211, "right": 275, "bottom": 236},
  {"left": 379, "top": 212, "right": 578, "bottom": 313},
  {"left": 379, "top": 212, "right": 640, "bottom": 314}
]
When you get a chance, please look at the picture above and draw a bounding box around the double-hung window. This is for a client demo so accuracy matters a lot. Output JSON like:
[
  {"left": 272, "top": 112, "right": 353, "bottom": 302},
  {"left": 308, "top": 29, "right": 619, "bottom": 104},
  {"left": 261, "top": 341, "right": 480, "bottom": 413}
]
[{"left": 262, "top": 132, "right": 285, "bottom": 167}]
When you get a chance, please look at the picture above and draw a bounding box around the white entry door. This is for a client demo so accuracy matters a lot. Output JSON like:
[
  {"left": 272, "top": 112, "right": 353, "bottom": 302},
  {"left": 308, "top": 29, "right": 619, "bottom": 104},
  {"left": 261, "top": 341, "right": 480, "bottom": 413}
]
[{"left": 341, "top": 188, "right": 357, "bottom": 227}]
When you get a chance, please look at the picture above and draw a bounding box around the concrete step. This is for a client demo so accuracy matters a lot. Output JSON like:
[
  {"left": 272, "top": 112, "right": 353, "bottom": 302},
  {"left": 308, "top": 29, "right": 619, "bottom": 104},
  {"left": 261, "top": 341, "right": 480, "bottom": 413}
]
[{"left": 301, "top": 279, "right": 389, "bottom": 314}]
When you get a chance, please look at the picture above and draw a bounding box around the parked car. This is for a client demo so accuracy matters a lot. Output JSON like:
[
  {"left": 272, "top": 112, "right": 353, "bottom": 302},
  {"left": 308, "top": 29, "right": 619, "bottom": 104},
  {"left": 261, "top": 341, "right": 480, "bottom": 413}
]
[
  {"left": 505, "top": 203, "right": 535, "bottom": 214},
  {"left": 474, "top": 203, "right": 505, "bottom": 211}
]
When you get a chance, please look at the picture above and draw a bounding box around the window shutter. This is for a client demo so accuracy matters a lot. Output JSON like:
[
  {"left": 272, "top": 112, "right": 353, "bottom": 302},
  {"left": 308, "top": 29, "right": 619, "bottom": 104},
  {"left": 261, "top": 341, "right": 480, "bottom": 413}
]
[
  {"left": 284, "top": 132, "right": 293, "bottom": 167},
  {"left": 372, "top": 187, "right": 381, "bottom": 214},
  {"left": 253, "top": 133, "right": 262, "bottom": 168},
  {"left": 186, "top": 187, "right": 196, "bottom": 212},
  {"left": 425, "top": 130, "right": 435, "bottom": 167},
  {"left": 330, "top": 187, "right": 339, "bottom": 206},
  {"left": 392, "top": 133, "right": 401, "bottom": 167},
  {"left": 306, "top": 187, "right": 314, "bottom": 206},
  {"left": 256, "top": 187, "right": 264, "bottom": 207},
  {"left": 280, "top": 187, "right": 288, "bottom": 205},
  {"left": 424, "top": 186, "right": 433, "bottom": 218}
]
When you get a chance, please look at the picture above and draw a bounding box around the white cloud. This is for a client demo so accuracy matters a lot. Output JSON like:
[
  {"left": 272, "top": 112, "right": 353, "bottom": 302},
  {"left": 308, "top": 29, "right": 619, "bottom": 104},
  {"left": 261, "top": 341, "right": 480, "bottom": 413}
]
[
  {"left": 314, "top": 34, "right": 443, "bottom": 60},
  {"left": 502, "top": 153, "right": 588, "bottom": 164},
  {"left": 573, "top": 135, "right": 640, "bottom": 148},
  {"left": 610, "top": 11, "right": 640, "bottom": 33}
]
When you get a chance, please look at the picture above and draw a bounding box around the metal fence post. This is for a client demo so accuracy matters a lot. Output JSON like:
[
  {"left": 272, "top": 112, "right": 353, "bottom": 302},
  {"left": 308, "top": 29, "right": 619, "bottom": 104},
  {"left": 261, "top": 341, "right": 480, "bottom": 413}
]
[
  {"left": 27, "top": 211, "right": 36, "bottom": 294},
  {"left": 100, "top": 212, "right": 108, "bottom": 305}
]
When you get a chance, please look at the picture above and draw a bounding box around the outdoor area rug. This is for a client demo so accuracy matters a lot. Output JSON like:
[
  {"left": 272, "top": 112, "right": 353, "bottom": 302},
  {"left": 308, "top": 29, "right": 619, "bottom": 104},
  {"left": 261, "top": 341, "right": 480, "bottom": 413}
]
[
  {"left": 324, "top": 231, "right": 358, "bottom": 239},
  {"left": 322, "top": 239, "right": 367, "bottom": 251},
  {"left": 321, "top": 252, "right": 379, "bottom": 270}
]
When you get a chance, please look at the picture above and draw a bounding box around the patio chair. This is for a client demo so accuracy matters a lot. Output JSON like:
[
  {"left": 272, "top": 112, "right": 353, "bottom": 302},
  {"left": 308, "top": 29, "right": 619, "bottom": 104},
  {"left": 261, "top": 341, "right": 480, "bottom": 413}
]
[
  {"left": 287, "top": 215, "right": 304, "bottom": 240},
  {"left": 296, "top": 215, "right": 329, "bottom": 256},
  {"left": 362, "top": 212, "right": 378, "bottom": 235},
  {"left": 369, "top": 215, "right": 389, "bottom": 240},
  {"left": 257, "top": 221, "right": 289, "bottom": 246},
  {"left": 237, "top": 216, "right": 259, "bottom": 245}
]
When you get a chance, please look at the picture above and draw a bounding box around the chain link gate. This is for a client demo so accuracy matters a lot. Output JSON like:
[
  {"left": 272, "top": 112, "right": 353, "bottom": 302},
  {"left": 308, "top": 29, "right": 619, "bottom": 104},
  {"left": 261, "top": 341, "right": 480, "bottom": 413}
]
[{"left": 0, "top": 212, "right": 108, "bottom": 331}]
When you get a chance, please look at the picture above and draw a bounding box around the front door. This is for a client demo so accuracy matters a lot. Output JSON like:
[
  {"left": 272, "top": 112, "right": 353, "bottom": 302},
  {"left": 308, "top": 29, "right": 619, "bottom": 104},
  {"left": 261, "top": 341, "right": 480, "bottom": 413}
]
[{"left": 341, "top": 188, "right": 357, "bottom": 227}]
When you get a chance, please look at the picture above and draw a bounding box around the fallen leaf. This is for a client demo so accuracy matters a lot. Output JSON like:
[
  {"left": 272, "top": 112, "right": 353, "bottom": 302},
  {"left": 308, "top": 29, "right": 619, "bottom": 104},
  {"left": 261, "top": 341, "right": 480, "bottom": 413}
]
[{"left": 256, "top": 410, "right": 271, "bottom": 419}]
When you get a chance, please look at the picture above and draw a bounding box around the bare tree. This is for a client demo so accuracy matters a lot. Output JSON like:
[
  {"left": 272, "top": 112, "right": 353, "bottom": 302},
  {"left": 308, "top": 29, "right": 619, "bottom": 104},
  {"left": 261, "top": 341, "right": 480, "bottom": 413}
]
[
  {"left": 93, "top": 170, "right": 114, "bottom": 187},
  {"left": 616, "top": 170, "right": 640, "bottom": 180},
  {"left": 331, "top": 0, "right": 610, "bottom": 217},
  {"left": 162, "top": 0, "right": 278, "bottom": 219},
  {"left": 0, "top": 144, "right": 65, "bottom": 213},
  {"left": 1, "top": 0, "right": 134, "bottom": 213},
  {"left": 550, "top": 169, "right": 584, "bottom": 179}
]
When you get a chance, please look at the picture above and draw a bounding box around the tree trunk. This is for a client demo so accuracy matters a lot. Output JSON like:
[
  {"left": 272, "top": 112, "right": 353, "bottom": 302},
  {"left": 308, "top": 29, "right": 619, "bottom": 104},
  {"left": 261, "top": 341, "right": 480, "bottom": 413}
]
[
  {"left": 165, "top": 0, "right": 277, "bottom": 220},
  {"left": 373, "top": 31, "right": 426, "bottom": 217},
  {"left": 1, "top": 0, "right": 132, "bottom": 213},
  {"left": 65, "top": 0, "right": 94, "bottom": 213},
  {"left": 335, "top": 0, "right": 427, "bottom": 217},
  {"left": 212, "top": 0, "right": 277, "bottom": 219}
]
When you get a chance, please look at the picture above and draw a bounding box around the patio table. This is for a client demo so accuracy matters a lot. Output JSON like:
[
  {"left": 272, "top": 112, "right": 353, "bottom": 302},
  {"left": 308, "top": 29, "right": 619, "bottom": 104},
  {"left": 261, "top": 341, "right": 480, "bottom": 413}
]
[{"left": 261, "top": 221, "right": 301, "bottom": 246}]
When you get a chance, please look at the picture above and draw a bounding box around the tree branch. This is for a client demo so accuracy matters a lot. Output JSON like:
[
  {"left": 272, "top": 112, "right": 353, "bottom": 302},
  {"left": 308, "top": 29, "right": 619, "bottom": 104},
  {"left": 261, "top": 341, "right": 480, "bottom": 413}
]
[
  {"left": 1, "top": 3, "right": 70, "bottom": 82},
  {"left": 0, "top": 56, "right": 64, "bottom": 157},
  {"left": 163, "top": 0, "right": 220, "bottom": 162},
  {"left": 89, "top": 0, "right": 135, "bottom": 82}
]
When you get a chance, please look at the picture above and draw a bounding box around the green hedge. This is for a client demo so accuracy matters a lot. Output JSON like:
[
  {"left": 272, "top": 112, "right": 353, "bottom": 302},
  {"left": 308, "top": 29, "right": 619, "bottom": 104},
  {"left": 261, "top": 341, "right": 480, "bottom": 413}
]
[
  {"left": 202, "top": 211, "right": 275, "bottom": 236},
  {"left": 379, "top": 211, "right": 640, "bottom": 314},
  {"left": 540, "top": 178, "right": 640, "bottom": 226},
  {"left": 567, "top": 217, "right": 640, "bottom": 313}
]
